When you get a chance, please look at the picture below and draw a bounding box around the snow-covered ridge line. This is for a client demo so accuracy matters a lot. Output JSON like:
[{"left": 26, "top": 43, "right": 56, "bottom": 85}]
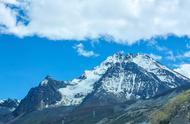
[
  {"left": 57, "top": 53, "right": 127, "bottom": 105},
  {"left": 132, "top": 54, "right": 189, "bottom": 81},
  {"left": 56, "top": 53, "right": 176, "bottom": 106},
  {"left": 0, "top": 99, "right": 20, "bottom": 104},
  {"left": 0, "top": 100, "right": 4, "bottom": 104},
  {"left": 33, "top": 53, "right": 190, "bottom": 107},
  {"left": 57, "top": 54, "right": 114, "bottom": 106},
  {"left": 0, "top": 98, "right": 20, "bottom": 111}
]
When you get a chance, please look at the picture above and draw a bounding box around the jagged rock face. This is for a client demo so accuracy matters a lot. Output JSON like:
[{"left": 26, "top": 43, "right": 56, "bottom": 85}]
[
  {"left": 14, "top": 76, "right": 68, "bottom": 116},
  {"left": 14, "top": 53, "right": 190, "bottom": 116},
  {"left": 0, "top": 99, "right": 19, "bottom": 109},
  {"left": 0, "top": 99, "right": 19, "bottom": 118}
]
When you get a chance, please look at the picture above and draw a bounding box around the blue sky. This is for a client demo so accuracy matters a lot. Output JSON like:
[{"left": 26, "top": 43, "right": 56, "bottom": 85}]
[
  {"left": 0, "top": 34, "right": 190, "bottom": 99},
  {"left": 1, "top": 0, "right": 190, "bottom": 99}
]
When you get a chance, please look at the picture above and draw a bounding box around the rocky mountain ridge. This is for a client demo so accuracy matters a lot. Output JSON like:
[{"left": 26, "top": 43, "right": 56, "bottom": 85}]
[{"left": 13, "top": 53, "right": 190, "bottom": 116}]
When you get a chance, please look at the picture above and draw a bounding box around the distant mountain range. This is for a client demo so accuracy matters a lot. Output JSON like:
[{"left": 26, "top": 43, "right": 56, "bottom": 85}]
[
  {"left": 0, "top": 99, "right": 19, "bottom": 112},
  {"left": 1, "top": 53, "right": 190, "bottom": 124}
]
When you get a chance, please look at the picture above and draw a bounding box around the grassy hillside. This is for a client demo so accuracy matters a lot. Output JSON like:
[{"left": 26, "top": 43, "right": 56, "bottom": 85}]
[{"left": 150, "top": 90, "right": 190, "bottom": 124}]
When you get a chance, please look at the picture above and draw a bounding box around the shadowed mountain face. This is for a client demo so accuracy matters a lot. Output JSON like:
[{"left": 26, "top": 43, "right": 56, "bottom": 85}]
[
  {"left": 13, "top": 76, "right": 68, "bottom": 116},
  {"left": 0, "top": 99, "right": 19, "bottom": 123},
  {"left": 0, "top": 99, "right": 19, "bottom": 109},
  {"left": 1, "top": 53, "right": 190, "bottom": 124}
]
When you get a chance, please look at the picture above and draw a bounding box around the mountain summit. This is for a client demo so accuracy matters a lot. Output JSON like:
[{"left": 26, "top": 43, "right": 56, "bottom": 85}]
[{"left": 14, "top": 53, "right": 190, "bottom": 115}]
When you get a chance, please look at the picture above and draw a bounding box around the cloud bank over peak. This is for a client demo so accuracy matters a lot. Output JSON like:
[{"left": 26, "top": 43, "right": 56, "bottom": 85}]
[
  {"left": 1, "top": 0, "right": 190, "bottom": 44},
  {"left": 174, "top": 64, "right": 190, "bottom": 78}
]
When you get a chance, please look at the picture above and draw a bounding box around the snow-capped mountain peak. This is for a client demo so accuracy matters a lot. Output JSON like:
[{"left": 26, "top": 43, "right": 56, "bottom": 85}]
[
  {"left": 14, "top": 53, "right": 190, "bottom": 115},
  {"left": 57, "top": 53, "right": 190, "bottom": 106},
  {"left": 57, "top": 52, "right": 135, "bottom": 106},
  {"left": 57, "top": 53, "right": 129, "bottom": 105},
  {"left": 103, "top": 52, "right": 127, "bottom": 64},
  {"left": 40, "top": 75, "right": 53, "bottom": 86}
]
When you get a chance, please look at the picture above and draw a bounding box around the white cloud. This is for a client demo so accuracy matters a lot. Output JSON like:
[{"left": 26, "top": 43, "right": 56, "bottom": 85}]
[
  {"left": 174, "top": 64, "right": 190, "bottom": 78},
  {"left": 0, "top": 0, "right": 29, "bottom": 36},
  {"left": 172, "top": 51, "right": 190, "bottom": 60},
  {"left": 149, "top": 54, "right": 162, "bottom": 60},
  {"left": 1, "top": 0, "right": 19, "bottom": 5},
  {"left": 184, "top": 51, "right": 190, "bottom": 57},
  {"left": 187, "top": 44, "right": 190, "bottom": 49},
  {"left": 74, "top": 43, "right": 99, "bottom": 57},
  {"left": 0, "top": 2, "right": 17, "bottom": 29},
  {"left": 2, "top": 0, "right": 190, "bottom": 43},
  {"left": 165, "top": 51, "right": 188, "bottom": 62},
  {"left": 166, "top": 51, "right": 176, "bottom": 61}
]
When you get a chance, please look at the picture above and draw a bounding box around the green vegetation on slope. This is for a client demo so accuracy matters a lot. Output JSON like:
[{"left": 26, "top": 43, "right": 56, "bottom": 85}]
[{"left": 150, "top": 90, "right": 190, "bottom": 124}]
